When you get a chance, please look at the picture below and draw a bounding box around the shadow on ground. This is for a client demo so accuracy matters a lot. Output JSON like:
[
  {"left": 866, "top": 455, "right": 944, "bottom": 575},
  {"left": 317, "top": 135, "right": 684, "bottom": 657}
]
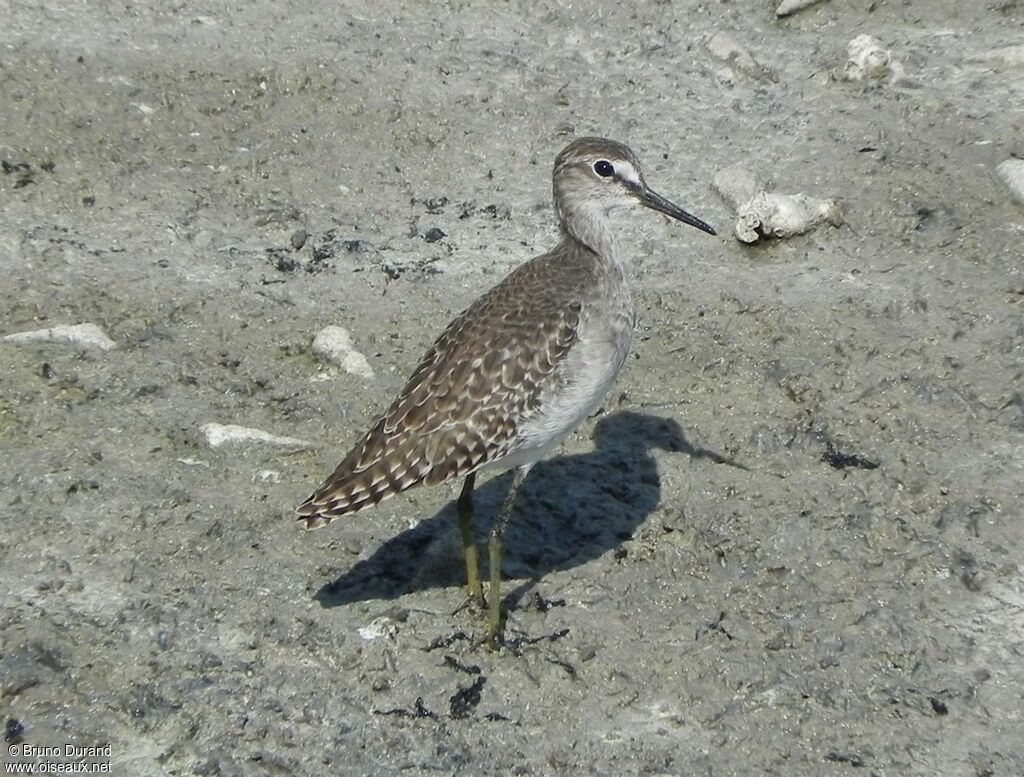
[{"left": 314, "top": 410, "right": 741, "bottom": 608}]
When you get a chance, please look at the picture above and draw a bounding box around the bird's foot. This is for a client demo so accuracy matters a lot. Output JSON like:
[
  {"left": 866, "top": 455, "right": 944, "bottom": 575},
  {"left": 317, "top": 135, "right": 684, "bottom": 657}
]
[{"left": 451, "top": 590, "right": 487, "bottom": 617}]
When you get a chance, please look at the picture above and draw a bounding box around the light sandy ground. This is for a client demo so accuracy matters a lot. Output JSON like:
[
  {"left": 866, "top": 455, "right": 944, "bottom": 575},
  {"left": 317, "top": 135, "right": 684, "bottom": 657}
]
[{"left": 2, "top": 1, "right": 1023, "bottom": 775}]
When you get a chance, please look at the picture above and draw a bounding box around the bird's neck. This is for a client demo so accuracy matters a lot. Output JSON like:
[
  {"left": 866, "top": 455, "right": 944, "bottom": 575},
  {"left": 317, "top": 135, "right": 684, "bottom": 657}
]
[{"left": 558, "top": 206, "right": 622, "bottom": 269}]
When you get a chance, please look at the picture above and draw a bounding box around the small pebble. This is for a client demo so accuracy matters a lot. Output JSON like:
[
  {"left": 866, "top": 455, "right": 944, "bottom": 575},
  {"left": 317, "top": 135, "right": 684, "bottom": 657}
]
[
  {"left": 201, "top": 423, "right": 313, "bottom": 451},
  {"left": 424, "top": 227, "right": 446, "bottom": 243},
  {"left": 311, "top": 325, "right": 375, "bottom": 379},
  {"left": 776, "top": 0, "right": 826, "bottom": 17},
  {"left": 966, "top": 44, "right": 1024, "bottom": 68},
  {"left": 703, "top": 31, "right": 776, "bottom": 82},
  {"left": 2, "top": 323, "right": 116, "bottom": 351},
  {"left": 996, "top": 159, "right": 1024, "bottom": 206},
  {"left": 290, "top": 229, "right": 308, "bottom": 250},
  {"left": 842, "top": 35, "right": 905, "bottom": 82}
]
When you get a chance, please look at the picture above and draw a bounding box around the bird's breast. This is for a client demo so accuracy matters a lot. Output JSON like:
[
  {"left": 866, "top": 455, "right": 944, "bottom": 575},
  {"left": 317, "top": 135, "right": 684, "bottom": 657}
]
[{"left": 505, "top": 292, "right": 634, "bottom": 462}]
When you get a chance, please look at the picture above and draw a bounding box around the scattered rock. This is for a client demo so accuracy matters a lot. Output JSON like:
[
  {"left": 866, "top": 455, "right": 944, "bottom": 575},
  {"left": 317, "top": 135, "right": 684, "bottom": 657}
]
[
  {"left": 841, "top": 34, "right": 905, "bottom": 83},
  {"left": 712, "top": 165, "right": 761, "bottom": 212},
  {"left": 357, "top": 615, "right": 400, "bottom": 641},
  {"left": 200, "top": 423, "right": 313, "bottom": 451},
  {"left": 449, "top": 676, "right": 486, "bottom": 719},
  {"left": 424, "top": 227, "right": 446, "bottom": 243},
  {"left": 290, "top": 229, "right": 307, "bottom": 250},
  {"left": 702, "top": 31, "right": 776, "bottom": 82},
  {"left": 776, "top": 0, "right": 827, "bottom": 17},
  {"left": 253, "top": 200, "right": 301, "bottom": 227},
  {"left": 2, "top": 323, "right": 116, "bottom": 351},
  {"left": 713, "top": 164, "right": 841, "bottom": 244},
  {"left": 966, "top": 45, "right": 1024, "bottom": 68},
  {"left": 996, "top": 159, "right": 1024, "bottom": 206},
  {"left": 311, "top": 326, "right": 375, "bottom": 379}
]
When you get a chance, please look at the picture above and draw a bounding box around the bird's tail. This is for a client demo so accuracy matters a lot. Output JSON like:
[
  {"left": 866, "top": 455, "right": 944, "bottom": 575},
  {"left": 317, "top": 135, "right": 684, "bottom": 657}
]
[{"left": 295, "top": 441, "right": 432, "bottom": 529}]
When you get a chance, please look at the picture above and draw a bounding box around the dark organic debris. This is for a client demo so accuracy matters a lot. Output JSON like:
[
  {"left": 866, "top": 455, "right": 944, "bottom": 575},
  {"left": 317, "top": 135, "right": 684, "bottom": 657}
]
[
  {"left": 695, "top": 611, "right": 733, "bottom": 641},
  {"left": 546, "top": 657, "right": 576, "bottom": 676},
  {"left": 825, "top": 752, "right": 865, "bottom": 767},
  {"left": 822, "top": 442, "right": 879, "bottom": 470},
  {"left": 4, "top": 159, "right": 35, "bottom": 188},
  {"left": 483, "top": 712, "right": 512, "bottom": 722},
  {"left": 442, "top": 655, "right": 481, "bottom": 675},
  {"left": 266, "top": 241, "right": 333, "bottom": 275},
  {"left": 280, "top": 229, "right": 371, "bottom": 266},
  {"left": 929, "top": 696, "right": 949, "bottom": 715},
  {"left": 449, "top": 676, "right": 486, "bottom": 719},
  {"left": 416, "top": 196, "right": 448, "bottom": 214},
  {"left": 5, "top": 718, "right": 25, "bottom": 745},
  {"left": 2, "top": 160, "right": 31, "bottom": 174},
  {"left": 458, "top": 202, "right": 512, "bottom": 220},
  {"left": 502, "top": 628, "right": 570, "bottom": 653},
  {"left": 530, "top": 592, "right": 566, "bottom": 612},
  {"left": 373, "top": 697, "right": 438, "bottom": 720},
  {"left": 424, "top": 631, "right": 471, "bottom": 652}
]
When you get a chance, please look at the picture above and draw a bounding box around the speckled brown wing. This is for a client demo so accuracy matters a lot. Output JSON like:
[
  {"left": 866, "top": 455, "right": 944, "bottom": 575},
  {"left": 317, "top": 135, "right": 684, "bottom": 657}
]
[{"left": 296, "top": 252, "right": 586, "bottom": 529}]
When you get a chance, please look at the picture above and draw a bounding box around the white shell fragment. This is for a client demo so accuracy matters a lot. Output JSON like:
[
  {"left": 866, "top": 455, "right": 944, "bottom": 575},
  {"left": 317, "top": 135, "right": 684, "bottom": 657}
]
[
  {"left": 776, "top": 0, "right": 827, "bottom": 18},
  {"left": 357, "top": 616, "right": 400, "bottom": 641},
  {"left": 312, "top": 325, "right": 375, "bottom": 380},
  {"left": 703, "top": 31, "right": 776, "bottom": 82},
  {"left": 997, "top": 159, "right": 1024, "bottom": 206},
  {"left": 713, "top": 164, "right": 842, "bottom": 244},
  {"left": 201, "top": 423, "right": 313, "bottom": 451},
  {"left": 842, "top": 34, "right": 905, "bottom": 82},
  {"left": 2, "top": 323, "right": 116, "bottom": 351}
]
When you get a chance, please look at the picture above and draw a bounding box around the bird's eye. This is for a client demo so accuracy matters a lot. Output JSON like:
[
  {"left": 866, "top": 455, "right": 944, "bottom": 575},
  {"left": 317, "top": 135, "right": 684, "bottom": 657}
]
[{"left": 594, "top": 160, "right": 614, "bottom": 178}]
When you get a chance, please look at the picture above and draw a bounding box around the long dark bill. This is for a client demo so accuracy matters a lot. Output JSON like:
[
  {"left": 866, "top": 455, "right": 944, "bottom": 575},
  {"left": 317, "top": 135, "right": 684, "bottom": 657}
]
[{"left": 638, "top": 186, "right": 717, "bottom": 236}]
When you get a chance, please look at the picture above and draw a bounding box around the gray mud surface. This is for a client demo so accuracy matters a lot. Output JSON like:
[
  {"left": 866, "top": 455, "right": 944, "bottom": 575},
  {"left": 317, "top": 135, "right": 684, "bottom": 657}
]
[{"left": 2, "top": 2, "right": 1023, "bottom": 775}]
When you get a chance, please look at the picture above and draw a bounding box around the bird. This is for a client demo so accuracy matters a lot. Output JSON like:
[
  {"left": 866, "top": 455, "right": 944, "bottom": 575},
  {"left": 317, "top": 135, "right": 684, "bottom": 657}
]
[{"left": 296, "top": 137, "right": 716, "bottom": 644}]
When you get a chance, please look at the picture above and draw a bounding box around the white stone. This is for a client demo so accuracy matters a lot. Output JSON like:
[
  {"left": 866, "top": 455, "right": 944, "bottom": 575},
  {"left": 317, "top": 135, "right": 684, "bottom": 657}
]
[
  {"left": 2, "top": 323, "right": 116, "bottom": 351},
  {"left": 996, "top": 159, "right": 1024, "bottom": 206},
  {"left": 312, "top": 325, "right": 375, "bottom": 380},
  {"left": 735, "top": 192, "right": 842, "bottom": 244},
  {"left": 713, "top": 164, "right": 841, "bottom": 244},
  {"left": 201, "top": 423, "right": 313, "bottom": 451},
  {"left": 843, "top": 35, "right": 905, "bottom": 82},
  {"left": 776, "top": 0, "right": 826, "bottom": 17},
  {"left": 358, "top": 616, "right": 399, "bottom": 641}
]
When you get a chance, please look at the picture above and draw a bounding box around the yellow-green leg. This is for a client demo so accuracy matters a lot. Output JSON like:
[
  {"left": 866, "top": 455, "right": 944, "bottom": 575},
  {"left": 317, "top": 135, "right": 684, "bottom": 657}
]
[
  {"left": 457, "top": 473, "right": 483, "bottom": 605},
  {"left": 486, "top": 465, "right": 530, "bottom": 645},
  {"left": 487, "top": 531, "right": 503, "bottom": 642}
]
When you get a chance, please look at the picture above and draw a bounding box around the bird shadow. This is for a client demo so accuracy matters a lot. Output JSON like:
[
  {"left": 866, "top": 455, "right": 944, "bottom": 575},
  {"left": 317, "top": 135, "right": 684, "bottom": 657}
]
[{"left": 313, "top": 410, "right": 743, "bottom": 609}]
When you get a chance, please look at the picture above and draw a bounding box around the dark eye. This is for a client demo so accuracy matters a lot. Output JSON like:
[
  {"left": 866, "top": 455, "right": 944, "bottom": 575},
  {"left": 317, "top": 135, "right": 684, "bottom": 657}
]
[{"left": 594, "top": 160, "right": 614, "bottom": 177}]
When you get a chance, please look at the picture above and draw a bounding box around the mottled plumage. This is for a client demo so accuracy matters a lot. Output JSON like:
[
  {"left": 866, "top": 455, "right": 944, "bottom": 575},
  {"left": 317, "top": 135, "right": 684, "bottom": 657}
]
[
  {"left": 297, "top": 253, "right": 589, "bottom": 526},
  {"left": 296, "top": 137, "right": 715, "bottom": 642}
]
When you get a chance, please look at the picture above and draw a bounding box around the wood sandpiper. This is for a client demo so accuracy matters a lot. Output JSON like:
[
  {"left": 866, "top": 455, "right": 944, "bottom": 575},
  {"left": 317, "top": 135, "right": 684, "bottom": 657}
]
[{"left": 297, "top": 137, "right": 716, "bottom": 644}]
